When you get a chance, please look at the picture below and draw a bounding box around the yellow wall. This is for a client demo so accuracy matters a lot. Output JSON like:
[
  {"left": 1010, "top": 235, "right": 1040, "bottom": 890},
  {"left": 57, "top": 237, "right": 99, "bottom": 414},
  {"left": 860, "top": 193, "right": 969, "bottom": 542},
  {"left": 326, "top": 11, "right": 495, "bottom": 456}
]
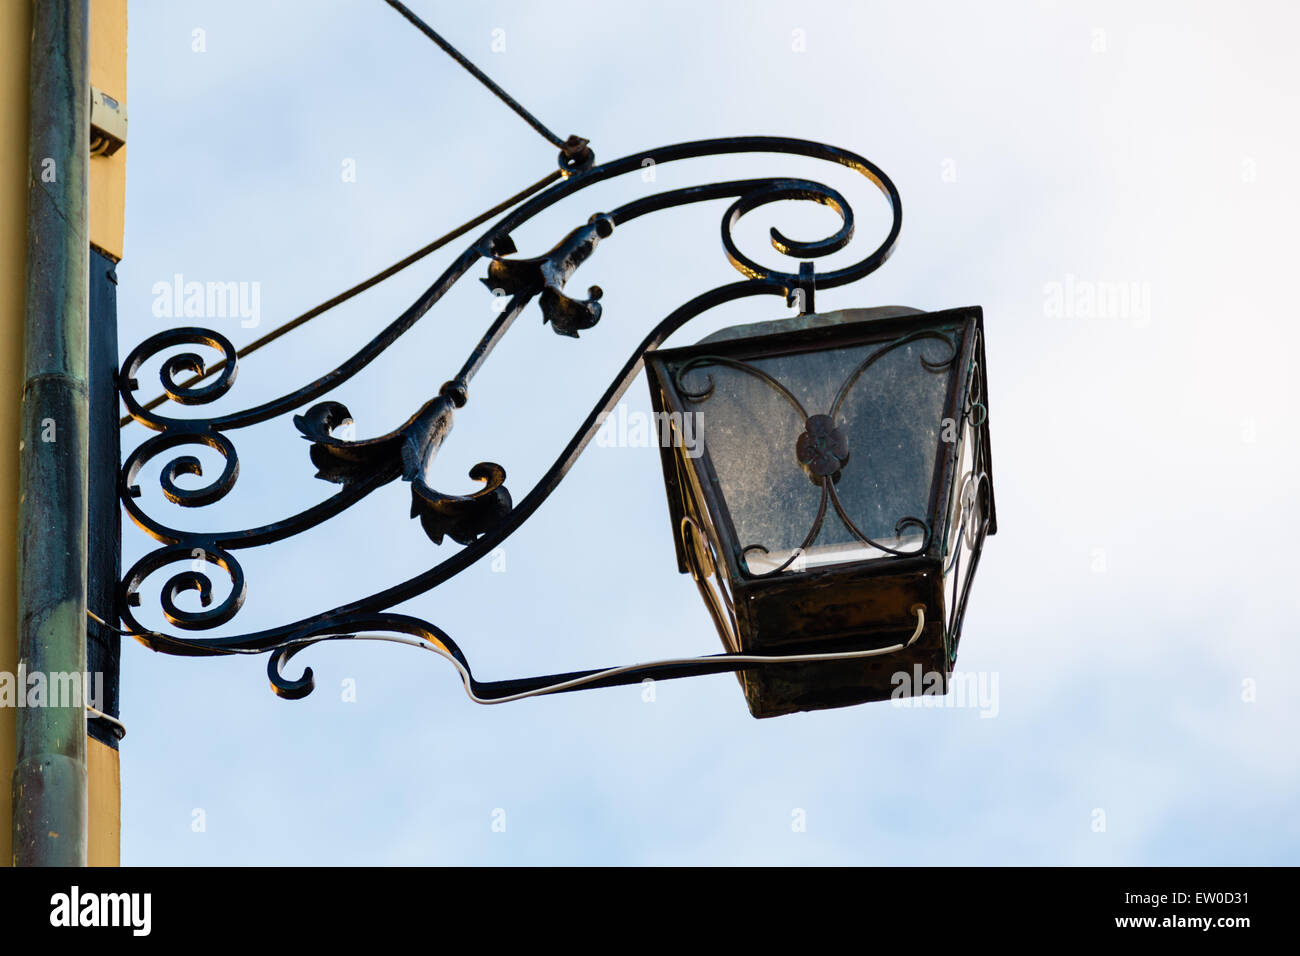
[
  {"left": 87, "top": 0, "right": 126, "bottom": 866},
  {"left": 88, "top": 737, "right": 120, "bottom": 865},
  {"left": 2, "top": 0, "right": 125, "bottom": 866},
  {"left": 90, "top": 0, "right": 127, "bottom": 262}
]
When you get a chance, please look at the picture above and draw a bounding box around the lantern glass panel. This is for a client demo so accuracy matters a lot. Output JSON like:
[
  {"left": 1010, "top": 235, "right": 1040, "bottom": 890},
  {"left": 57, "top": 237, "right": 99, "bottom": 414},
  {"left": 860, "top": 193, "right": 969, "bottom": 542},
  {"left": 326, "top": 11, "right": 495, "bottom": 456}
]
[{"left": 670, "top": 327, "right": 960, "bottom": 574}]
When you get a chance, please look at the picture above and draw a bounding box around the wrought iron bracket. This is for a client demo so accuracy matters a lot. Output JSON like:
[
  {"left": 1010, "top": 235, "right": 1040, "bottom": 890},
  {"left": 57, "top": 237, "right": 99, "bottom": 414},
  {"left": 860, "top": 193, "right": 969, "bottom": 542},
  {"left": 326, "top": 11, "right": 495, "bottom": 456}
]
[{"left": 116, "top": 136, "right": 909, "bottom": 701}]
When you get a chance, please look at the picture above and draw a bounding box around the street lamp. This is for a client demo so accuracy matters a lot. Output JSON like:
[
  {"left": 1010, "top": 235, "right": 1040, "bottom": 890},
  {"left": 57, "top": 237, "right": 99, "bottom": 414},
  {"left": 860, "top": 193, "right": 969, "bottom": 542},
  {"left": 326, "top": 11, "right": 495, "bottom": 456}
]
[
  {"left": 114, "top": 137, "right": 997, "bottom": 719},
  {"left": 15, "top": 0, "right": 1006, "bottom": 871},
  {"left": 646, "top": 305, "right": 995, "bottom": 717}
]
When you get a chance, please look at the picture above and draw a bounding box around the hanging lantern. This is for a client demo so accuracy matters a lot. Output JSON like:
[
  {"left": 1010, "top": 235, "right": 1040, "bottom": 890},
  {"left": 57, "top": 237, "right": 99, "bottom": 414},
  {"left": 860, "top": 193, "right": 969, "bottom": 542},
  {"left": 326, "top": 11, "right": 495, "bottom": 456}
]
[{"left": 645, "top": 306, "right": 995, "bottom": 718}]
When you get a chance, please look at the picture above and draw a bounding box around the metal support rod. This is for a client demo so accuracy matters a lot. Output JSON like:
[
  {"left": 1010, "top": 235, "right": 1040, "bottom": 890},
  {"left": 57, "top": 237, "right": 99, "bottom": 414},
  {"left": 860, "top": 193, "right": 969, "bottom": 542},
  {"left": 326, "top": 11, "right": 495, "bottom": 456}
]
[
  {"left": 381, "top": 0, "right": 569, "bottom": 150},
  {"left": 446, "top": 293, "right": 532, "bottom": 401},
  {"left": 12, "top": 0, "right": 90, "bottom": 866}
]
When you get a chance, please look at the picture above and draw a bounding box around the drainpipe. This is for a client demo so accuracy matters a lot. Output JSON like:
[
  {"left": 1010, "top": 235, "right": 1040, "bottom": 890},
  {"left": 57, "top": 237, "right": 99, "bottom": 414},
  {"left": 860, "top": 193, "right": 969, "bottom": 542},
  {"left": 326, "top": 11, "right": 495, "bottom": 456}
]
[{"left": 11, "top": 0, "right": 90, "bottom": 866}]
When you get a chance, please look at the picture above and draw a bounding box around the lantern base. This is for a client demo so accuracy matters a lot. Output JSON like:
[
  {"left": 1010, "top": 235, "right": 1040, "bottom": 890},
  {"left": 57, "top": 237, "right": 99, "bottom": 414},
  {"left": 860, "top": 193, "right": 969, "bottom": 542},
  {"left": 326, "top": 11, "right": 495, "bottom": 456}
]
[
  {"left": 720, "top": 559, "right": 948, "bottom": 717},
  {"left": 738, "top": 622, "right": 950, "bottom": 718}
]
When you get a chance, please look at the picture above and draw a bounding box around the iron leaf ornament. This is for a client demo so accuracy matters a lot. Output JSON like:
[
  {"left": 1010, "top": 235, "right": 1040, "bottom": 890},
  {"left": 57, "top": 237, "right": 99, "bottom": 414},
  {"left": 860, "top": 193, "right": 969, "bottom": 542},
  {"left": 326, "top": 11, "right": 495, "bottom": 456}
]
[
  {"left": 479, "top": 213, "right": 614, "bottom": 337},
  {"left": 294, "top": 386, "right": 511, "bottom": 547}
]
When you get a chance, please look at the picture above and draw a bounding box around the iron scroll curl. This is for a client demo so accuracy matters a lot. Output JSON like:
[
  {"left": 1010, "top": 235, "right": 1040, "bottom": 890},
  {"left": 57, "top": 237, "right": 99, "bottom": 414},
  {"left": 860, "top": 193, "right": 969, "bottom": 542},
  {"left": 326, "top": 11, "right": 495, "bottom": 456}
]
[{"left": 116, "top": 136, "right": 904, "bottom": 696}]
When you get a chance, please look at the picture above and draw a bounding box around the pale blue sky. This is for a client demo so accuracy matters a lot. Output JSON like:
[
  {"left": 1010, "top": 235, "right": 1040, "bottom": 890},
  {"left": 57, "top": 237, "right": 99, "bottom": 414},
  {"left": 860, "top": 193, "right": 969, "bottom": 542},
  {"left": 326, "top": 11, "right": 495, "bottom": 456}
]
[{"left": 115, "top": 0, "right": 1299, "bottom": 864}]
